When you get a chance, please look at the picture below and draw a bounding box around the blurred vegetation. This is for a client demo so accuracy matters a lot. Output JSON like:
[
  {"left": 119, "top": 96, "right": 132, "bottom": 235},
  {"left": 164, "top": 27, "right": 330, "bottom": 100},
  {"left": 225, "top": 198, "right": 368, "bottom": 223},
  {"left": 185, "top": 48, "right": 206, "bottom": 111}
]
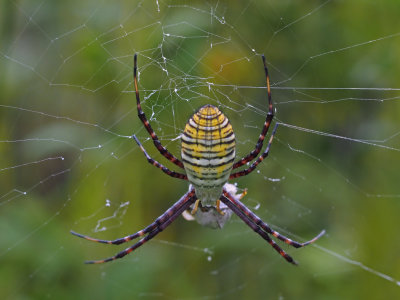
[{"left": 1, "top": 0, "right": 400, "bottom": 299}]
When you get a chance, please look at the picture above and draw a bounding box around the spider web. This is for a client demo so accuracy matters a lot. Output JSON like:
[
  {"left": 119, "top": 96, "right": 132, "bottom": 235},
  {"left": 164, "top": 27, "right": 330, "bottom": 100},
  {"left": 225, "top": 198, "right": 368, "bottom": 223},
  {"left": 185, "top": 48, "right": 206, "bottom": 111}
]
[{"left": 1, "top": 0, "right": 400, "bottom": 298}]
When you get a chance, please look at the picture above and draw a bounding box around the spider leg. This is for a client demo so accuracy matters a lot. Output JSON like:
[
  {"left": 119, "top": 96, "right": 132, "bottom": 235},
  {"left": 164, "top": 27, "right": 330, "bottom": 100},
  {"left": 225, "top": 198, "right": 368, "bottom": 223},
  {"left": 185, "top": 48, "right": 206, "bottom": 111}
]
[
  {"left": 223, "top": 189, "right": 325, "bottom": 248},
  {"left": 133, "top": 54, "right": 184, "bottom": 169},
  {"left": 132, "top": 135, "right": 187, "bottom": 180},
  {"left": 233, "top": 54, "right": 274, "bottom": 169},
  {"left": 84, "top": 194, "right": 196, "bottom": 264},
  {"left": 71, "top": 189, "right": 195, "bottom": 247},
  {"left": 230, "top": 122, "right": 278, "bottom": 179},
  {"left": 219, "top": 194, "right": 297, "bottom": 265}
]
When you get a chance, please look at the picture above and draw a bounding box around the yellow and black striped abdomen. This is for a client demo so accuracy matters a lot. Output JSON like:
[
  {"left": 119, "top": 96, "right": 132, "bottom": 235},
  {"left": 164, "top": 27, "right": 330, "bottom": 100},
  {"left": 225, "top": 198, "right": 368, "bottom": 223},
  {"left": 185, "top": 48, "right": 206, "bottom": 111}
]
[{"left": 181, "top": 105, "right": 235, "bottom": 205}]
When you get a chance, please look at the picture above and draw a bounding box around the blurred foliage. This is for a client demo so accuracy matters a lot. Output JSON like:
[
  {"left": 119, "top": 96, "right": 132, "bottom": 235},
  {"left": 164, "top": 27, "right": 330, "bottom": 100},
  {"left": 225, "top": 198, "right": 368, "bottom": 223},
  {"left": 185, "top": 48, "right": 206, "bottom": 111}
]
[{"left": 1, "top": 0, "right": 400, "bottom": 299}]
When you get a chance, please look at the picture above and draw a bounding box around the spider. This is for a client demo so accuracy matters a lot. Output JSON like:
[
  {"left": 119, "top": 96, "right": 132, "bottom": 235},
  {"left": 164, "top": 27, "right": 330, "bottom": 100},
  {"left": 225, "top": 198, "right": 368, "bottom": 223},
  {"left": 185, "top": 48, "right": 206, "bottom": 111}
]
[{"left": 71, "top": 54, "right": 325, "bottom": 265}]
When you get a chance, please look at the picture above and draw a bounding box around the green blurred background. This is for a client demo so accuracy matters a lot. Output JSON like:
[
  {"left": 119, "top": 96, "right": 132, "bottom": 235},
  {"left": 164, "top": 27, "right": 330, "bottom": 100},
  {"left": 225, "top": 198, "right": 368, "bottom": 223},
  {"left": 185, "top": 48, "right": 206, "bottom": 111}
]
[{"left": 1, "top": 0, "right": 400, "bottom": 299}]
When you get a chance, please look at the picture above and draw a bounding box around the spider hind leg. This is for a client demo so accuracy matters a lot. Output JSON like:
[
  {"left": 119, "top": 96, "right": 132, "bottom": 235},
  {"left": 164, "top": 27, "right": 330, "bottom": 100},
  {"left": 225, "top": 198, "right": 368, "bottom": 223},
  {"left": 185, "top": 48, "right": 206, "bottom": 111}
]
[
  {"left": 71, "top": 189, "right": 196, "bottom": 264},
  {"left": 221, "top": 188, "right": 325, "bottom": 264}
]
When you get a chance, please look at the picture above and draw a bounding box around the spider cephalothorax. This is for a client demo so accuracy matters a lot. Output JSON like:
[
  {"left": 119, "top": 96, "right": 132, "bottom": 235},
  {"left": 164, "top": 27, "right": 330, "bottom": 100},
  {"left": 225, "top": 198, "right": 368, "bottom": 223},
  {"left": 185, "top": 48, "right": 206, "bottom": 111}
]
[{"left": 71, "top": 54, "right": 324, "bottom": 265}]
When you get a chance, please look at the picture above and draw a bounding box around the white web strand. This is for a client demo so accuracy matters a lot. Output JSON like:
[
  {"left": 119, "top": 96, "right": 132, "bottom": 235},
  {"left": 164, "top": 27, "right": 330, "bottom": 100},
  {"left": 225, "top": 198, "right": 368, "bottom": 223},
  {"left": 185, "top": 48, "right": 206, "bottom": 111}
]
[{"left": 314, "top": 244, "right": 400, "bottom": 287}]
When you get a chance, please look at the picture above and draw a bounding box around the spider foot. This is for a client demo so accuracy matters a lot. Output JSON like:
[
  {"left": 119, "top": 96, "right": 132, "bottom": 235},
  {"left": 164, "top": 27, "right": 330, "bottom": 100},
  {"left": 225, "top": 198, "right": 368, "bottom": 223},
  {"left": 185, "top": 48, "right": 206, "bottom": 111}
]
[
  {"left": 70, "top": 230, "right": 113, "bottom": 245},
  {"left": 305, "top": 229, "right": 326, "bottom": 245}
]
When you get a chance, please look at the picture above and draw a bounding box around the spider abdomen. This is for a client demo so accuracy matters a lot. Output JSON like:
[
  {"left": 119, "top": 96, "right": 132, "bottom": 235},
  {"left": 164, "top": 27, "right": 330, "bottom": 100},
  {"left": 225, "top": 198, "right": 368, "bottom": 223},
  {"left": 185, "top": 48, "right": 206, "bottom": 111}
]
[{"left": 181, "top": 105, "right": 235, "bottom": 205}]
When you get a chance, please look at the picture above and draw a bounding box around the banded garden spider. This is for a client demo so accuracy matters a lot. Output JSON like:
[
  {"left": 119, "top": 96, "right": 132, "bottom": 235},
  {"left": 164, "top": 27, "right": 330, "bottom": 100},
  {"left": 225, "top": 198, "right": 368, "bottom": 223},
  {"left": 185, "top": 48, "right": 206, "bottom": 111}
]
[{"left": 71, "top": 54, "right": 325, "bottom": 265}]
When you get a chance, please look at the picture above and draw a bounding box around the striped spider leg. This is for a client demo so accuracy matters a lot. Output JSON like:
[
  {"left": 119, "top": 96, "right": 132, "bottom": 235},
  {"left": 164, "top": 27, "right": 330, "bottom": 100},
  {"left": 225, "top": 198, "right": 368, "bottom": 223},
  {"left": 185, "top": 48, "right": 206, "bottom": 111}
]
[
  {"left": 133, "top": 53, "right": 184, "bottom": 169},
  {"left": 232, "top": 55, "right": 274, "bottom": 170},
  {"left": 230, "top": 122, "right": 278, "bottom": 179},
  {"left": 221, "top": 189, "right": 325, "bottom": 265},
  {"left": 71, "top": 189, "right": 196, "bottom": 264},
  {"left": 132, "top": 134, "right": 187, "bottom": 180}
]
